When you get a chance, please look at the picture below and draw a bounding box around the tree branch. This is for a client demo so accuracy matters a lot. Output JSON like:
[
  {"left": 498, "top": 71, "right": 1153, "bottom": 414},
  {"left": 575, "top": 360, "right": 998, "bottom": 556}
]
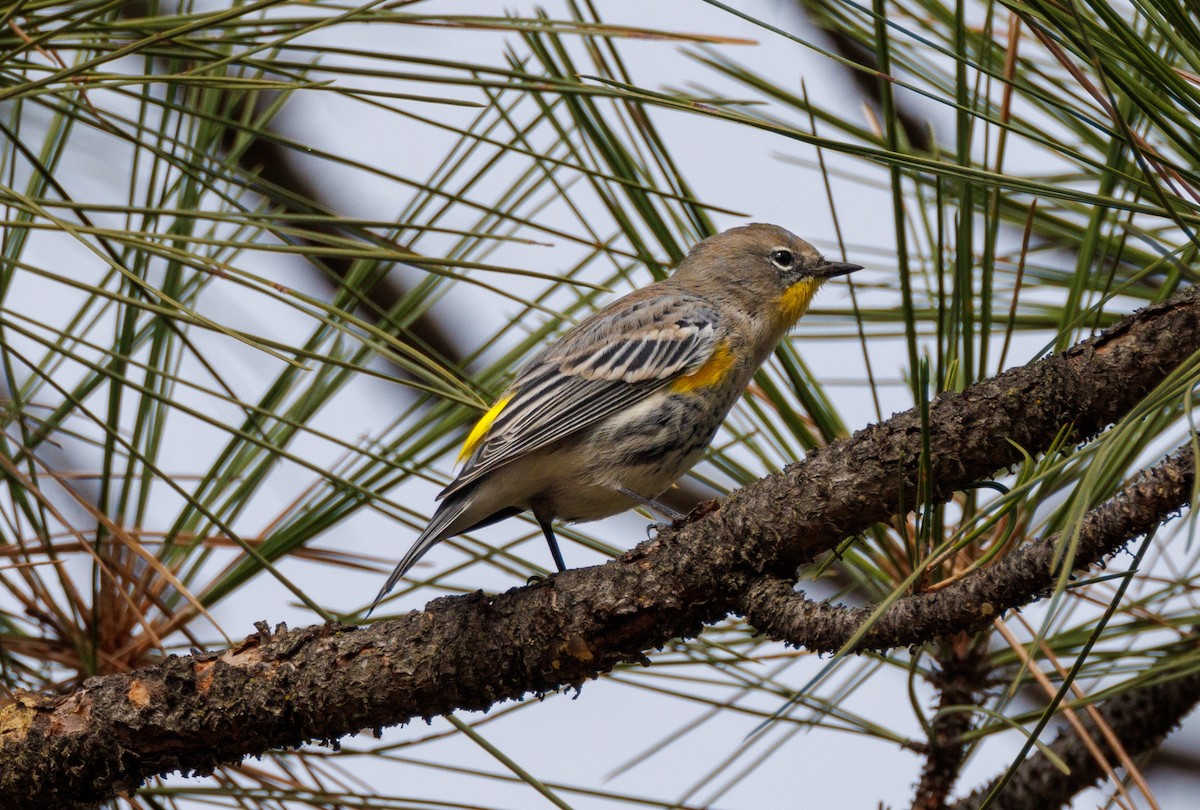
[
  {"left": 3, "top": 289, "right": 1200, "bottom": 807},
  {"left": 952, "top": 650, "right": 1200, "bottom": 810},
  {"left": 913, "top": 638, "right": 991, "bottom": 810},
  {"left": 740, "top": 439, "right": 1199, "bottom": 653}
]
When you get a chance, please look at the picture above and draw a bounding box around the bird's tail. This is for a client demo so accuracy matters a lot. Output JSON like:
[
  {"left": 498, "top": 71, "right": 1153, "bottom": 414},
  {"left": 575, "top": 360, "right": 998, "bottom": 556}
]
[{"left": 365, "top": 495, "right": 472, "bottom": 617}]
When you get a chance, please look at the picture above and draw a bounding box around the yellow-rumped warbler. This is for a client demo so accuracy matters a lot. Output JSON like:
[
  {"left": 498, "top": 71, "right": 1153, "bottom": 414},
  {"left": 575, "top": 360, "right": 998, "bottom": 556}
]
[{"left": 369, "top": 223, "right": 860, "bottom": 612}]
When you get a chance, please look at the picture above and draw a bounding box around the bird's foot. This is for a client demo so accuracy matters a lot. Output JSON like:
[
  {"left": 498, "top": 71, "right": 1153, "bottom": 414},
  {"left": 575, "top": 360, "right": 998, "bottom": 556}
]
[{"left": 646, "top": 521, "right": 672, "bottom": 540}]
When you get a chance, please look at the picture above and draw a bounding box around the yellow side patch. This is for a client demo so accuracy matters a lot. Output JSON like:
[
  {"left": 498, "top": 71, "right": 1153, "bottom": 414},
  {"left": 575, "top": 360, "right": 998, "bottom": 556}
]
[
  {"left": 776, "top": 278, "right": 822, "bottom": 326},
  {"left": 459, "top": 394, "right": 513, "bottom": 461},
  {"left": 672, "top": 342, "right": 733, "bottom": 392}
]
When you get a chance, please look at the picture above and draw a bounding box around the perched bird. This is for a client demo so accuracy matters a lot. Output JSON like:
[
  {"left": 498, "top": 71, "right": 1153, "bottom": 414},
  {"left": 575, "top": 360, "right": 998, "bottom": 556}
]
[{"left": 368, "top": 223, "right": 860, "bottom": 613}]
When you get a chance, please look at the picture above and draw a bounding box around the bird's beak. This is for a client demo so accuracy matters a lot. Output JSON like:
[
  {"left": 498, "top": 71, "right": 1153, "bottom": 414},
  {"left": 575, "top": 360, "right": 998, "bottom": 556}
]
[{"left": 812, "top": 260, "right": 864, "bottom": 279}]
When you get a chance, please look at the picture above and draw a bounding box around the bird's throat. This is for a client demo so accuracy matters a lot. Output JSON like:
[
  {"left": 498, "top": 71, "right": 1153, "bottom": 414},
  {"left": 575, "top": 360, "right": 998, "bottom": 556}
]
[{"left": 776, "top": 278, "right": 823, "bottom": 326}]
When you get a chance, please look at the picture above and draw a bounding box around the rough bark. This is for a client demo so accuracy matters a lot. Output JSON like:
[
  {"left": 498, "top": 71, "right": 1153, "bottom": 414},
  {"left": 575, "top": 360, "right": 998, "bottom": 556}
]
[
  {"left": 952, "top": 655, "right": 1200, "bottom": 810},
  {"left": 3, "top": 288, "right": 1200, "bottom": 807},
  {"left": 913, "top": 639, "right": 991, "bottom": 810},
  {"left": 741, "top": 441, "right": 1199, "bottom": 652}
]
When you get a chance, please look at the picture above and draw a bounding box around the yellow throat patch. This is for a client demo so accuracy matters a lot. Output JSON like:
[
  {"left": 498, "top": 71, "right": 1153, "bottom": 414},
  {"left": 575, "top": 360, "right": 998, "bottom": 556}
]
[
  {"left": 459, "top": 393, "right": 513, "bottom": 461},
  {"left": 776, "top": 278, "right": 823, "bottom": 326}
]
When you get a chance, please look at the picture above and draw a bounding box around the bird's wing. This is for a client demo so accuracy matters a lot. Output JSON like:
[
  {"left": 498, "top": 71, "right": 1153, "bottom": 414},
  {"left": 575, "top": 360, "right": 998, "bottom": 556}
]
[{"left": 439, "top": 292, "right": 721, "bottom": 499}]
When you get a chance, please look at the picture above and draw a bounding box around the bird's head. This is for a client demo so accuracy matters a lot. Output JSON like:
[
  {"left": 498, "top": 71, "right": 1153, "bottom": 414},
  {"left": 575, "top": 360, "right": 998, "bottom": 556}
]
[{"left": 674, "top": 223, "right": 862, "bottom": 328}]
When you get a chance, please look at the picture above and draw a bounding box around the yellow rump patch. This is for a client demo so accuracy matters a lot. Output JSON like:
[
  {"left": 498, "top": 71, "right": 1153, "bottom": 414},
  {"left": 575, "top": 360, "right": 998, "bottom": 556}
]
[
  {"left": 459, "top": 394, "right": 513, "bottom": 462},
  {"left": 672, "top": 342, "right": 733, "bottom": 392},
  {"left": 777, "top": 278, "right": 822, "bottom": 326}
]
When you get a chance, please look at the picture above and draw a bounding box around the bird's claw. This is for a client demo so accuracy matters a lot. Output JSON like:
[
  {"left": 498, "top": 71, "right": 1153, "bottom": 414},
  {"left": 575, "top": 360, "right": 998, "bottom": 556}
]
[{"left": 646, "top": 521, "right": 672, "bottom": 540}]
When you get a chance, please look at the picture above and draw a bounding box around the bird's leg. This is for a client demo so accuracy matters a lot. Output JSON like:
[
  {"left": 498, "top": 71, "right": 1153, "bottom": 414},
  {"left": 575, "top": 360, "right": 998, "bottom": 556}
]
[
  {"left": 616, "top": 486, "right": 686, "bottom": 521},
  {"left": 535, "top": 512, "right": 568, "bottom": 573}
]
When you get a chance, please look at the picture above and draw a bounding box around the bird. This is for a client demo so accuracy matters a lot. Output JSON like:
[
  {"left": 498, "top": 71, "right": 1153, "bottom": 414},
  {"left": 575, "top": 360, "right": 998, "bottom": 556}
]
[{"left": 367, "top": 223, "right": 860, "bottom": 613}]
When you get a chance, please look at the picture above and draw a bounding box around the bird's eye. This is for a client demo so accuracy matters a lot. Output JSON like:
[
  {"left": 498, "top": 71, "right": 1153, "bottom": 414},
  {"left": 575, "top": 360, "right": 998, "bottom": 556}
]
[{"left": 769, "top": 249, "right": 794, "bottom": 268}]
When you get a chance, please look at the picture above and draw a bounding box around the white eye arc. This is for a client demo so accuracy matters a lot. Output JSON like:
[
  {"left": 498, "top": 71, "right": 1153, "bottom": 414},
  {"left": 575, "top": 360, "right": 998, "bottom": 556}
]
[{"left": 769, "top": 248, "right": 794, "bottom": 269}]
